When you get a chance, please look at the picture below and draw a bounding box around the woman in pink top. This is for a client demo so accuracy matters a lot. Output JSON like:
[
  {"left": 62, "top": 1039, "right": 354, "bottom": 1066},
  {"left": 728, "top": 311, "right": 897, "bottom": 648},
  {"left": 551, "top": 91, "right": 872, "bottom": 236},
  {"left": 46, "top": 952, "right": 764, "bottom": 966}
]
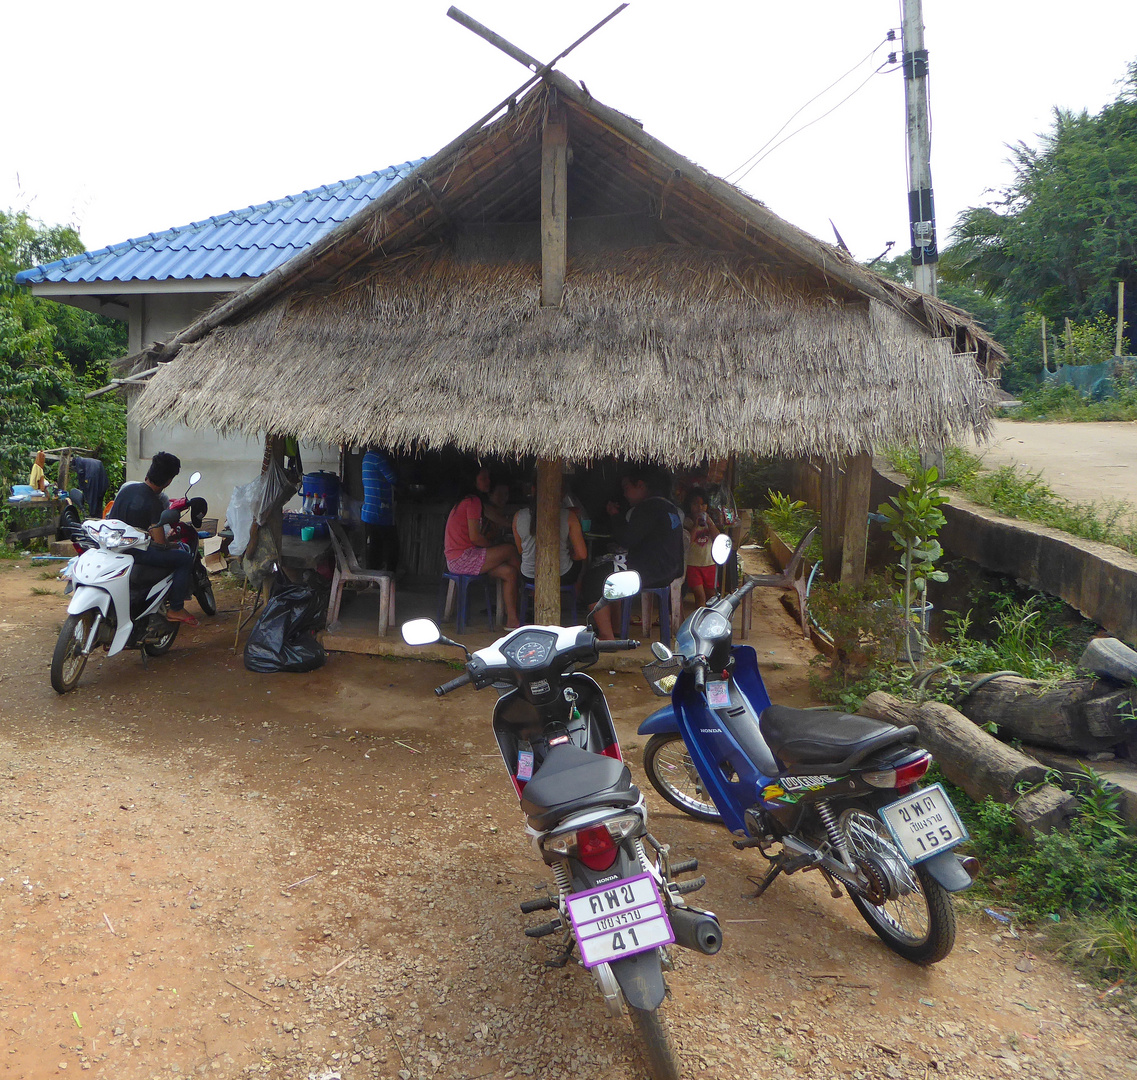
[{"left": 443, "top": 469, "right": 521, "bottom": 628}]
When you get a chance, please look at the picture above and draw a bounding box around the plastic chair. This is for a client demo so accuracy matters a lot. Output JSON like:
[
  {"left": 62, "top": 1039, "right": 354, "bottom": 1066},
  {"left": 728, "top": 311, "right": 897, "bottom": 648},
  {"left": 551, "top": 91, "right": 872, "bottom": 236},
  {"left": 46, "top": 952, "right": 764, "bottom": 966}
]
[
  {"left": 326, "top": 521, "right": 396, "bottom": 636},
  {"left": 621, "top": 582, "right": 678, "bottom": 649},
  {"left": 520, "top": 581, "right": 579, "bottom": 625},
  {"left": 437, "top": 571, "right": 501, "bottom": 633}
]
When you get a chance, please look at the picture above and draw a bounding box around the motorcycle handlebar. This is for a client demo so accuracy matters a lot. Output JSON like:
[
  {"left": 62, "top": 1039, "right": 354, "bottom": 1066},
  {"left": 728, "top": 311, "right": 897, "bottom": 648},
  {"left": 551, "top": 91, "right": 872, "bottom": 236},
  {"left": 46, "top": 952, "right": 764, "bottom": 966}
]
[
  {"left": 597, "top": 639, "right": 639, "bottom": 652},
  {"left": 434, "top": 672, "right": 472, "bottom": 696},
  {"left": 693, "top": 660, "right": 707, "bottom": 693}
]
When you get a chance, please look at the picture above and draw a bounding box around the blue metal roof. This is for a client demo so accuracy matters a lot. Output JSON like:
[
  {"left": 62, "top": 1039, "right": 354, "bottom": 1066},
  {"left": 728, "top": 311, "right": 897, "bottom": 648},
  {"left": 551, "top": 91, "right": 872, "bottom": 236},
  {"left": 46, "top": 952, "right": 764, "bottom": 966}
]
[{"left": 15, "top": 160, "right": 424, "bottom": 287}]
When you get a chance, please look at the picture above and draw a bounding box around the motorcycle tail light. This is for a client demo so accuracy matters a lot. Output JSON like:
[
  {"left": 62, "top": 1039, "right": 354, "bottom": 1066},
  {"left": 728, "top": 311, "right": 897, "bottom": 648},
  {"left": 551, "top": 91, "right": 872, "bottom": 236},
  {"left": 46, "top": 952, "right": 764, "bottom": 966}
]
[
  {"left": 862, "top": 752, "right": 932, "bottom": 791},
  {"left": 577, "top": 825, "right": 618, "bottom": 871}
]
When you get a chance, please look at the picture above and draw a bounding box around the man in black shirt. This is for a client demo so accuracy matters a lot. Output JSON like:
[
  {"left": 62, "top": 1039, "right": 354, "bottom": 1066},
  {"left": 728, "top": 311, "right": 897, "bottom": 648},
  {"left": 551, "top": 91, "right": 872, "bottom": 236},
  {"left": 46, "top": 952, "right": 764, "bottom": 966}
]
[
  {"left": 587, "top": 469, "right": 684, "bottom": 640},
  {"left": 108, "top": 452, "right": 198, "bottom": 626}
]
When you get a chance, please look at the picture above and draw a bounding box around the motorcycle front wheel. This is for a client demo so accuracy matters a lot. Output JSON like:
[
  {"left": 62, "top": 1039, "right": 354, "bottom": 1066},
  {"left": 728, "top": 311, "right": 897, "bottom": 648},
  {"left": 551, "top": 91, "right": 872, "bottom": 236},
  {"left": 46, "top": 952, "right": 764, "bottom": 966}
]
[
  {"left": 840, "top": 806, "right": 956, "bottom": 965},
  {"left": 643, "top": 733, "right": 722, "bottom": 823},
  {"left": 629, "top": 1005, "right": 680, "bottom": 1080},
  {"left": 51, "top": 611, "right": 97, "bottom": 694}
]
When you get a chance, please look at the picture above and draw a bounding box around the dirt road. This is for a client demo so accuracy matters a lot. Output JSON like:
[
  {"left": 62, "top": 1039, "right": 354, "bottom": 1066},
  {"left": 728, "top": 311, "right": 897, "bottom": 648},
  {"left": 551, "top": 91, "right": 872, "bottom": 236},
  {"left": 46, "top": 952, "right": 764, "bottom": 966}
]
[
  {"left": 966, "top": 420, "right": 1137, "bottom": 506},
  {"left": 1, "top": 559, "right": 1134, "bottom": 1079}
]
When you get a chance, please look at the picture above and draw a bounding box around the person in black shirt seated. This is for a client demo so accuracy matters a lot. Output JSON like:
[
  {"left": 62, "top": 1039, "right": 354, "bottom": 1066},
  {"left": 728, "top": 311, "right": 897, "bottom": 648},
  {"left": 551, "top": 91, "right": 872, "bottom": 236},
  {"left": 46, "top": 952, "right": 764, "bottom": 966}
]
[
  {"left": 108, "top": 452, "right": 198, "bottom": 627},
  {"left": 583, "top": 468, "right": 684, "bottom": 640}
]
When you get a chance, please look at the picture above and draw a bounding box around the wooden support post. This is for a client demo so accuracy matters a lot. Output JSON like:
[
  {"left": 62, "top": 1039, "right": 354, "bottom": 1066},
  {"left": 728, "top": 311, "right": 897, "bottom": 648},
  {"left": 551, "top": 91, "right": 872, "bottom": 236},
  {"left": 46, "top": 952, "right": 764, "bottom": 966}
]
[
  {"left": 820, "top": 458, "right": 842, "bottom": 584},
  {"left": 541, "top": 105, "right": 568, "bottom": 309},
  {"left": 839, "top": 453, "right": 872, "bottom": 585},
  {"left": 1119, "top": 281, "right": 1127, "bottom": 356},
  {"left": 59, "top": 449, "right": 72, "bottom": 493},
  {"left": 266, "top": 434, "right": 286, "bottom": 566},
  {"left": 535, "top": 458, "right": 563, "bottom": 625}
]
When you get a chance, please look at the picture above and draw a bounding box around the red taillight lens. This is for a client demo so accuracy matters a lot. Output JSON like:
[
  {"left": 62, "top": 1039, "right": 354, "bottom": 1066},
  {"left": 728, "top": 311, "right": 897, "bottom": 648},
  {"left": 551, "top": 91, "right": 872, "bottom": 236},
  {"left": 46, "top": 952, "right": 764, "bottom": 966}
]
[
  {"left": 577, "top": 824, "right": 618, "bottom": 871},
  {"left": 601, "top": 742, "right": 623, "bottom": 762},
  {"left": 894, "top": 754, "right": 931, "bottom": 788}
]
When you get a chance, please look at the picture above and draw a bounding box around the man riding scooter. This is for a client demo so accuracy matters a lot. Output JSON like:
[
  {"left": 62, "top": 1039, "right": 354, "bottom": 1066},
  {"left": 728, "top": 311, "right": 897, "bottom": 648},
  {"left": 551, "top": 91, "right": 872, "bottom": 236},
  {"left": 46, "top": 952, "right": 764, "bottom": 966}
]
[{"left": 107, "top": 452, "right": 199, "bottom": 627}]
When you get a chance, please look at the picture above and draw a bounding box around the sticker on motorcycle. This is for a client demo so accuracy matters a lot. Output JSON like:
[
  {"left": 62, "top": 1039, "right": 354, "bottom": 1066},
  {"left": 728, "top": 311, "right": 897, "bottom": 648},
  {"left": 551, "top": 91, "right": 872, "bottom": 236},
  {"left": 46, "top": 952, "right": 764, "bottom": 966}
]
[
  {"left": 706, "top": 680, "right": 730, "bottom": 708},
  {"left": 517, "top": 749, "right": 534, "bottom": 782},
  {"left": 565, "top": 873, "right": 674, "bottom": 969}
]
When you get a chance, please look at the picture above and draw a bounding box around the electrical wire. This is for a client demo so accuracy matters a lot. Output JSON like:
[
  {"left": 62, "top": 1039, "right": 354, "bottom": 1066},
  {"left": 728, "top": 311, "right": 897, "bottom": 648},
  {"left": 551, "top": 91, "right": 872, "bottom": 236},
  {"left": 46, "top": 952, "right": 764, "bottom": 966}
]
[
  {"left": 724, "top": 36, "right": 892, "bottom": 182},
  {"left": 735, "top": 59, "right": 898, "bottom": 184}
]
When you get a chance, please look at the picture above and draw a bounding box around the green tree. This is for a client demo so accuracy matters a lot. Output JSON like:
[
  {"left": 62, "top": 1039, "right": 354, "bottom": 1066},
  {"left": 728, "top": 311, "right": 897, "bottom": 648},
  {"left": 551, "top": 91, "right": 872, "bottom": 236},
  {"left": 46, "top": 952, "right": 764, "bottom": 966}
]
[
  {"left": 0, "top": 210, "right": 127, "bottom": 496},
  {"left": 940, "top": 61, "right": 1137, "bottom": 324}
]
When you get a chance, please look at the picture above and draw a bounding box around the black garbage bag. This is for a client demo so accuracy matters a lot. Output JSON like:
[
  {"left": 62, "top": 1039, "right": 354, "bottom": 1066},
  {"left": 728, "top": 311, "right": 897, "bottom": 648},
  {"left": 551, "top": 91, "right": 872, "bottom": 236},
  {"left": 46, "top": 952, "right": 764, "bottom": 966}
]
[{"left": 244, "top": 583, "right": 327, "bottom": 673}]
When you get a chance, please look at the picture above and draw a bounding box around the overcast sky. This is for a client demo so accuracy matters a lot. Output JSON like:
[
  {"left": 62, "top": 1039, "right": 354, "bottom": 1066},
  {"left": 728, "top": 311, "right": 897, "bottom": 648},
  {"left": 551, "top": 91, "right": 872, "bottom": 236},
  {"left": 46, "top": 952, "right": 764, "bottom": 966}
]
[{"left": 4, "top": 1, "right": 1135, "bottom": 264}]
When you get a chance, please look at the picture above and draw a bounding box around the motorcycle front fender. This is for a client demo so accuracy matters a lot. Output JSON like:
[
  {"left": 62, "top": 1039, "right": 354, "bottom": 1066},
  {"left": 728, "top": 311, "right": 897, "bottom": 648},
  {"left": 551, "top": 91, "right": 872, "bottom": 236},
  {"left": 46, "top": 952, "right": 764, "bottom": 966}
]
[
  {"left": 610, "top": 947, "right": 667, "bottom": 1011},
  {"left": 637, "top": 703, "right": 680, "bottom": 736},
  {"left": 68, "top": 586, "right": 111, "bottom": 619},
  {"left": 921, "top": 850, "right": 974, "bottom": 893}
]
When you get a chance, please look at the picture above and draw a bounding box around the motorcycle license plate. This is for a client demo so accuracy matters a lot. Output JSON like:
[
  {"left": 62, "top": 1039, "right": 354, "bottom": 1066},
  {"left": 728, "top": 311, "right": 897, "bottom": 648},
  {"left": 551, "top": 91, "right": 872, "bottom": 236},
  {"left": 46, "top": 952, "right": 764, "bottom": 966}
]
[
  {"left": 878, "top": 784, "right": 969, "bottom": 865},
  {"left": 564, "top": 872, "right": 674, "bottom": 969}
]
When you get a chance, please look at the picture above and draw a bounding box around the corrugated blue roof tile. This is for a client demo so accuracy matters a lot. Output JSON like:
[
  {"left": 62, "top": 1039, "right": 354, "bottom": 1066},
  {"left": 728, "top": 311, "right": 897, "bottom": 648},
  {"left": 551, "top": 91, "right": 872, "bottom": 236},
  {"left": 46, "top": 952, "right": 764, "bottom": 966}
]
[{"left": 15, "top": 160, "right": 423, "bottom": 286}]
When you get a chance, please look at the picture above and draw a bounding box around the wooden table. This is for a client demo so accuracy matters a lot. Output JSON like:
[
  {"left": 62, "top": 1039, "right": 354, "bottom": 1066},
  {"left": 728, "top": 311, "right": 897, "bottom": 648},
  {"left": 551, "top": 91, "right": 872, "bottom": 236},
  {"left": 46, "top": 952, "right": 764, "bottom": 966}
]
[
  {"left": 6, "top": 497, "right": 63, "bottom": 545},
  {"left": 280, "top": 534, "right": 333, "bottom": 571}
]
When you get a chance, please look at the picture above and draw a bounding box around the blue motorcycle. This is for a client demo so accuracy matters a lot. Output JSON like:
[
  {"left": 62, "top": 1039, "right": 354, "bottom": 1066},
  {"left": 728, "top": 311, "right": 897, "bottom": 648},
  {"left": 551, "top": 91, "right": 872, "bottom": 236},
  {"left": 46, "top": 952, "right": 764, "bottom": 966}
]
[{"left": 636, "top": 532, "right": 975, "bottom": 965}]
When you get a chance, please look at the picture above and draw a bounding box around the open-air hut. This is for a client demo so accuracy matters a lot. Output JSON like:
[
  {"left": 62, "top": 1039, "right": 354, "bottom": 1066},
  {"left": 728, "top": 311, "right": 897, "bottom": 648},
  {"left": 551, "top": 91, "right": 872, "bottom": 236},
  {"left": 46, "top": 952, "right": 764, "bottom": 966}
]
[{"left": 129, "top": 70, "right": 1004, "bottom": 625}]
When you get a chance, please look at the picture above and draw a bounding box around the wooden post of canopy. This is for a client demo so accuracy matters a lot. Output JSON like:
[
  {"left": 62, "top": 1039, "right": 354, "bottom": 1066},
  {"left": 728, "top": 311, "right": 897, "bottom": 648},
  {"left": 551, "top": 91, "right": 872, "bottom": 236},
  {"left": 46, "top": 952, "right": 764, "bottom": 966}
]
[
  {"left": 535, "top": 459, "right": 563, "bottom": 624},
  {"left": 534, "top": 103, "right": 569, "bottom": 625},
  {"left": 839, "top": 453, "right": 873, "bottom": 585},
  {"left": 820, "top": 458, "right": 843, "bottom": 583}
]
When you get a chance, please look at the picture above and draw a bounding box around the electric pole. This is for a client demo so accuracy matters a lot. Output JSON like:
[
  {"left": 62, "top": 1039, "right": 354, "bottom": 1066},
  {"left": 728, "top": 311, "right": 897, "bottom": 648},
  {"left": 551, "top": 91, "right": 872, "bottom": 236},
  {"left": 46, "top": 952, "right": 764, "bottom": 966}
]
[
  {"left": 902, "top": 0, "right": 944, "bottom": 476},
  {"left": 903, "top": 0, "right": 937, "bottom": 297}
]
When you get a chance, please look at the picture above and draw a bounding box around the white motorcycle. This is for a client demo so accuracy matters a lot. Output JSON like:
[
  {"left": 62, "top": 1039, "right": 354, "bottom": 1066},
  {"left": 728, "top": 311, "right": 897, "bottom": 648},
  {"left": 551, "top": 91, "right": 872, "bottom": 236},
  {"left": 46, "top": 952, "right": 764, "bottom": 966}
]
[{"left": 51, "top": 471, "right": 201, "bottom": 694}]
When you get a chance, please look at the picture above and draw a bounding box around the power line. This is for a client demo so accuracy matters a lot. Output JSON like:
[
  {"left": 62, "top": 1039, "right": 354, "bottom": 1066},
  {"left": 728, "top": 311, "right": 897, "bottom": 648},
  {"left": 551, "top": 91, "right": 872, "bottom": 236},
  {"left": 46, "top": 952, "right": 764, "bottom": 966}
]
[
  {"left": 734, "top": 59, "right": 899, "bottom": 184},
  {"left": 724, "top": 35, "right": 894, "bottom": 182}
]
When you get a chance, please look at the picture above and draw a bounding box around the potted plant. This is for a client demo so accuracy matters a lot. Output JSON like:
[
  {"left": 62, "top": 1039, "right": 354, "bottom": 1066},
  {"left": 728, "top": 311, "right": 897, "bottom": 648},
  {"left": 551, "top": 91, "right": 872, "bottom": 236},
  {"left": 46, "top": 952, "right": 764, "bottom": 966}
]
[{"left": 876, "top": 466, "right": 949, "bottom": 664}]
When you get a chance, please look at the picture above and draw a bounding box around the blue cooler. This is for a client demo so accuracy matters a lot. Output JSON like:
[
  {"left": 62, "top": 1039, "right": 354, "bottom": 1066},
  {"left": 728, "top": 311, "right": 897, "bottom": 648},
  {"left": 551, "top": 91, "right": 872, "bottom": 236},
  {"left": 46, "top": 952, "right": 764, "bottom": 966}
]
[{"left": 301, "top": 472, "right": 340, "bottom": 518}]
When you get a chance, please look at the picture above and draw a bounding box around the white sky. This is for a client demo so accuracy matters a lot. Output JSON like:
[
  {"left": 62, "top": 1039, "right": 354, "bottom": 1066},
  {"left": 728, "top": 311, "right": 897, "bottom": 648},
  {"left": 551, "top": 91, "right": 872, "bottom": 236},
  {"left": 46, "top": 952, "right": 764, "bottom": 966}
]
[{"left": 4, "top": 1, "right": 1135, "bottom": 264}]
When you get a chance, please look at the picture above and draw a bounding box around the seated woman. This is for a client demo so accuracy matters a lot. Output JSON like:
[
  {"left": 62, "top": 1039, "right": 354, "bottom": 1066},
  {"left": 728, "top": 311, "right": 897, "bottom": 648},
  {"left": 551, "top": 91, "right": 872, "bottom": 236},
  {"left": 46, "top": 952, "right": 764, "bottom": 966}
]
[
  {"left": 29, "top": 451, "right": 49, "bottom": 493},
  {"left": 512, "top": 488, "right": 587, "bottom": 590},
  {"left": 443, "top": 471, "right": 521, "bottom": 628}
]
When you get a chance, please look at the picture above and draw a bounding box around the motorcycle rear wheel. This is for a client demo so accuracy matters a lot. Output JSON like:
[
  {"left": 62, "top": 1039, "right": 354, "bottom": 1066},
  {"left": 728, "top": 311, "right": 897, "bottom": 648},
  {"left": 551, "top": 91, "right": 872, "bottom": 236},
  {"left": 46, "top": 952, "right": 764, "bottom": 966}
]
[
  {"left": 51, "top": 611, "right": 96, "bottom": 694},
  {"left": 195, "top": 580, "right": 216, "bottom": 617},
  {"left": 629, "top": 1006, "right": 680, "bottom": 1080},
  {"left": 840, "top": 807, "right": 956, "bottom": 965},
  {"left": 643, "top": 733, "right": 722, "bottom": 822},
  {"left": 144, "top": 621, "right": 179, "bottom": 657}
]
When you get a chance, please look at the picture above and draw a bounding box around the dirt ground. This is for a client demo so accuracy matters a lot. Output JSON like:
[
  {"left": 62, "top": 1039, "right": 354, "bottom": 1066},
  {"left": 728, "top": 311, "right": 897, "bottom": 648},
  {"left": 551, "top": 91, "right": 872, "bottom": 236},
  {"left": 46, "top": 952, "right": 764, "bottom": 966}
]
[
  {"left": 1, "top": 559, "right": 1135, "bottom": 1080},
  {"left": 965, "top": 420, "right": 1137, "bottom": 506}
]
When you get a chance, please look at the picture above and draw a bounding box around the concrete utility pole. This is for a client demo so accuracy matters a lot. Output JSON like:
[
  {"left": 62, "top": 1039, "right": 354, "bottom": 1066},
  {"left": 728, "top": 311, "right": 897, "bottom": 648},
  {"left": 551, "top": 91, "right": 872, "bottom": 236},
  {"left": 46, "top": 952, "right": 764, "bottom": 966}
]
[{"left": 902, "top": 0, "right": 937, "bottom": 297}]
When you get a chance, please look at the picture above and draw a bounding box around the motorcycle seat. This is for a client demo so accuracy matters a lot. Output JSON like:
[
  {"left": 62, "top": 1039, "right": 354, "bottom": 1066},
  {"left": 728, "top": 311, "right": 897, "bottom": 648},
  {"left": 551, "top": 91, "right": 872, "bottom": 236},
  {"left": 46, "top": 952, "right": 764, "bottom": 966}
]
[
  {"left": 520, "top": 743, "right": 638, "bottom": 832},
  {"left": 129, "top": 562, "right": 169, "bottom": 590},
  {"left": 758, "top": 705, "right": 919, "bottom": 774}
]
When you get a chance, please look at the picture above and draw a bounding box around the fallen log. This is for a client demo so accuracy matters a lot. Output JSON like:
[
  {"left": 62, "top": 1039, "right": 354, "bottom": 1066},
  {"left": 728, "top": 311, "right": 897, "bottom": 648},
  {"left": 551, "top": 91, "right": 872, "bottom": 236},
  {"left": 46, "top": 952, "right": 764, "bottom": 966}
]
[
  {"left": 860, "top": 692, "right": 1078, "bottom": 836},
  {"left": 958, "top": 675, "right": 1136, "bottom": 754}
]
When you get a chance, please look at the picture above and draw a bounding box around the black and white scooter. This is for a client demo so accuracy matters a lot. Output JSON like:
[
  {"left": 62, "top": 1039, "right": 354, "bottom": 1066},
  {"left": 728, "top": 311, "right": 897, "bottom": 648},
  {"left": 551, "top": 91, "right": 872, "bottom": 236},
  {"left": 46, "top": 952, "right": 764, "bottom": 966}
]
[{"left": 401, "top": 571, "right": 722, "bottom": 1080}]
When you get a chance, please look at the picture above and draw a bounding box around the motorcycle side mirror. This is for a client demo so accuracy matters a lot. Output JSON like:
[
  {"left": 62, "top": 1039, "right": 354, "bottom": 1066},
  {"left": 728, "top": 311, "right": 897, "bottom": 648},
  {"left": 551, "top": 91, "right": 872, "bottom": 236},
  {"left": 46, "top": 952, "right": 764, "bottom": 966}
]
[
  {"left": 401, "top": 618, "right": 441, "bottom": 647},
  {"left": 711, "top": 533, "right": 733, "bottom": 565},
  {"left": 651, "top": 641, "right": 674, "bottom": 661},
  {"left": 188, "top": 471, "right": 202, "bottom": 486},
  {"left": 603, "top": 570, "right": 641, "bottom": 601}
]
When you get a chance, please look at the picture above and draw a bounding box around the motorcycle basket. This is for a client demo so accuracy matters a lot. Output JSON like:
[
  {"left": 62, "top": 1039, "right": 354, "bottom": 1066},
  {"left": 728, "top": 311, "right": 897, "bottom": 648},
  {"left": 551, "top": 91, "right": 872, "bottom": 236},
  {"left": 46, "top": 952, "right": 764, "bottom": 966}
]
[{"left": 641, "top": 655, "right": 683, "bottom": 697}]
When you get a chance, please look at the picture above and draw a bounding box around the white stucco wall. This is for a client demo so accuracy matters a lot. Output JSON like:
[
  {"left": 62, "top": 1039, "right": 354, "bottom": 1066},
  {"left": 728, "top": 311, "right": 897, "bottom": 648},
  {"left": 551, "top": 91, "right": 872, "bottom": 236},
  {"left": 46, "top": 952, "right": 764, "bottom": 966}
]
[{"left": 123, "top": 291, "right": 341, "bottom": 523}]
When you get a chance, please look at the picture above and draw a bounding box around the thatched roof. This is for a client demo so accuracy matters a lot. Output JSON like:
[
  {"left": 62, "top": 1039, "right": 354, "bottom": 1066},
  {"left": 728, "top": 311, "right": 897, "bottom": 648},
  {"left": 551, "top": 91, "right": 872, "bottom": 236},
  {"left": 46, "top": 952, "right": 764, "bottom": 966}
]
[{"left": 133, "top": 74, "right": 1003, "bottom": 463}]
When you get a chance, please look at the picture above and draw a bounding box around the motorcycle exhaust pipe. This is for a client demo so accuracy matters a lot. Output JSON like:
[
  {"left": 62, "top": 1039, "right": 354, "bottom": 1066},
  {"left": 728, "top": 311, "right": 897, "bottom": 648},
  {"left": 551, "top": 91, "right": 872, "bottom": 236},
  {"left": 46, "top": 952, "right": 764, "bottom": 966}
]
[{"left": 669, "top": 906, "right": 722, "bottom": 955}]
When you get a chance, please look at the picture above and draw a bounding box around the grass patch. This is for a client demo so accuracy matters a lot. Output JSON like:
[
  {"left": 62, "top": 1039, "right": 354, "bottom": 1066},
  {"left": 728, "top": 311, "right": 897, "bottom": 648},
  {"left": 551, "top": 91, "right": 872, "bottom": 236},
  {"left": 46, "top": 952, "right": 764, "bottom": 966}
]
[
  {"left": 1008, "top": 379, "right": 1137, "bottom": 422},
  {"left": 30, "top": 586, "right": 59, "bottom": 596},
  {"left": 885, "top": 445, "right": 1137, "bottom": 555}
]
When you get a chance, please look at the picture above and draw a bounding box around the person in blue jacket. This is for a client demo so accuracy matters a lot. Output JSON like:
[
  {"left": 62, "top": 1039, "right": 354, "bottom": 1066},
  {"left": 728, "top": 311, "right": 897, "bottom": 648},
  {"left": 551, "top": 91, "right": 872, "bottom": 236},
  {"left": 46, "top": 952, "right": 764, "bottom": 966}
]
[{"left": 362, "top": 449, "right": 398, "bottom": 572}]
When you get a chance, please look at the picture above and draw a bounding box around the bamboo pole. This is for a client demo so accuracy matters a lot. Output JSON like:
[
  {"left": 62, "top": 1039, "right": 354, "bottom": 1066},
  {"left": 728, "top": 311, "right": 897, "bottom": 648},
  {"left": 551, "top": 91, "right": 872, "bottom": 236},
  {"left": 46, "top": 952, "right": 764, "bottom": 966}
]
[
  {"left": 1040, "top": 315, "right": 1048, "bottom": 372},
  {"left": 1118, "top": 281, "right": 1126, "bottom": 356},
  {"left": 534, "top": 459, "right": 563, "bottom": 625}
]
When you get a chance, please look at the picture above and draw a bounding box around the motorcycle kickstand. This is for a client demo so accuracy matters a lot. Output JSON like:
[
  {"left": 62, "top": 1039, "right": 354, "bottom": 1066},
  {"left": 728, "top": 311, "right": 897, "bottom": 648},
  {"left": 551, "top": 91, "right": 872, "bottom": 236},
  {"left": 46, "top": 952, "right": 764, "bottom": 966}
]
[
  {"left": 544, "top": 937, "right": 576, "bottom": 969},
  {"left": 139, "top": 646, "right": 148, "bottom": 669},
  {"left": 818, "top": 867, "right": 844, "bottom": 899},
  {"left": 746, "top": 859, "right": 784, "bottom": 899}
]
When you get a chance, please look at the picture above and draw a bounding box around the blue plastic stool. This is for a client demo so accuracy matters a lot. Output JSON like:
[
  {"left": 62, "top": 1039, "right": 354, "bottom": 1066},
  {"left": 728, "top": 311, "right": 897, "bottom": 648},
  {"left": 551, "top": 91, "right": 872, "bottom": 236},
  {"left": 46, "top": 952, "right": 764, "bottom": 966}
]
[
  {"left": 621, "top": 585, "right": 673, "bottom": 648},
  {"left": 520, "top": 581, "right": 579, "bottom": 625},
  {"left": 437, "top": 572, "right": 498, "bottom": 632}
]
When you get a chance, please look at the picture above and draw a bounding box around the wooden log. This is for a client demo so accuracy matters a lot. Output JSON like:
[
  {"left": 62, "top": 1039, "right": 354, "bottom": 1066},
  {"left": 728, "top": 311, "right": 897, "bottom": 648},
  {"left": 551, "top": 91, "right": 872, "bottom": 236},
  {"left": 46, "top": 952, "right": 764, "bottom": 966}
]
[
  {"left": 860, "top": 692, "right": 1078, "bottom": 835},
  {"left": 540, "top": 106, "right": 568, "bottom": 309},
  {"left": 959, "top": 674, "right": 1136, "bottom": 754},
  {"left": 860, "top": 692, "right": 1045, "bottom": 804}
]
